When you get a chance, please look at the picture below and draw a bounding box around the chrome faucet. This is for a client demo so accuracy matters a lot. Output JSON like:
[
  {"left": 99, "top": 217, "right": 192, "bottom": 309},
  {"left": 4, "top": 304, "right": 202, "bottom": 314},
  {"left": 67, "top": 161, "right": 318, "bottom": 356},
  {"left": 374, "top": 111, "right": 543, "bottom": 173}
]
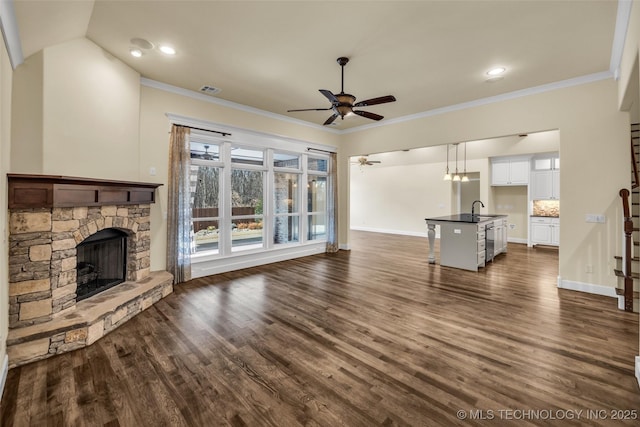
[{"left": 471, "top": 200, "right": 485, "bottom": 217}]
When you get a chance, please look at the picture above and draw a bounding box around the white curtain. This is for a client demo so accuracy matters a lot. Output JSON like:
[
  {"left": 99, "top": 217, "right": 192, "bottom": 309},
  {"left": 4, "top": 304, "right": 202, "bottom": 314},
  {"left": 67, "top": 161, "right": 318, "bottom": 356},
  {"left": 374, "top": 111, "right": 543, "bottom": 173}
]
[
  {"left": 166, "top": 125, "right": 192, "bottom": 283},
  {"left": 326, "top": 151, "right": 339, "bottom": 253}
]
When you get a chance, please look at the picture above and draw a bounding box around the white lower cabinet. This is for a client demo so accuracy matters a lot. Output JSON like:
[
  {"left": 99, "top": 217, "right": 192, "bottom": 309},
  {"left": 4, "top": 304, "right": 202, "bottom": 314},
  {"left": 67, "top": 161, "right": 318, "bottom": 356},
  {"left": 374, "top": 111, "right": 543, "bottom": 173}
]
[
  {"left": 551, "top": 218, "right": 560, "bottom": 246},
  {"left": 530, "top": 217, "right": 559, "bottom": 246},
  {"left": 493, "top": 219, "right": 508, "bottom": 256}
]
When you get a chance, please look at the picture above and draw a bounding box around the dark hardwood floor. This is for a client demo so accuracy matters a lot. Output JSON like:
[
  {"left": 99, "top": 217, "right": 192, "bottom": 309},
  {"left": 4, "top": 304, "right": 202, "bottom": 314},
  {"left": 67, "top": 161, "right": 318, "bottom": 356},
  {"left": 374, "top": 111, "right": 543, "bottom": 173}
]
[{"left": 2, "top": 231, "right": 639, "bottom": 426}]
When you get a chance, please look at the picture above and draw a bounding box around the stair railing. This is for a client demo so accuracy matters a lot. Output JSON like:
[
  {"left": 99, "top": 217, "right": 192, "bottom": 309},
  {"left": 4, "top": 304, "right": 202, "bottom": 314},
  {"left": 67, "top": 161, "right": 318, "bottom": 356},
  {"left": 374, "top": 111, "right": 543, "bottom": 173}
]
[
  {"left": 632, "top": 123, "right": 639, "bottom": 189},
  {"left": 619, "top": 188, "right": 634, "bottom": 312}
]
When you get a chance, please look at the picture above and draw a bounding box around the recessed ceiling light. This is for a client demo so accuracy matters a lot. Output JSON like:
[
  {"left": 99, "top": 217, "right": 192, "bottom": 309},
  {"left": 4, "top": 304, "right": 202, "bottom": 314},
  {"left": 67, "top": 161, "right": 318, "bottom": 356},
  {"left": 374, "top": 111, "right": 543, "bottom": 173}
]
[
  {"left": 487, "top": 67, "right": 506, "bottom": 76},
  {"left": 130, "top": 38, "right": 153, "bottom": 50},
  {"left": 159, "top": 45, "right": 176, "bottom": 55},
  {"left": 130, "top": 48, "right": 142, "bottom": 58}
]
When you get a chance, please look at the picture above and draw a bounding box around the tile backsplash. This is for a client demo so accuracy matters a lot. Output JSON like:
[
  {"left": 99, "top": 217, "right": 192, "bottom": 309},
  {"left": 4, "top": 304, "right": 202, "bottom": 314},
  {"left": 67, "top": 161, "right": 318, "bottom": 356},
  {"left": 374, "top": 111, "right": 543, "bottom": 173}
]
[{"left": 533, "top": 200, "right": 560, "bottom": 217}]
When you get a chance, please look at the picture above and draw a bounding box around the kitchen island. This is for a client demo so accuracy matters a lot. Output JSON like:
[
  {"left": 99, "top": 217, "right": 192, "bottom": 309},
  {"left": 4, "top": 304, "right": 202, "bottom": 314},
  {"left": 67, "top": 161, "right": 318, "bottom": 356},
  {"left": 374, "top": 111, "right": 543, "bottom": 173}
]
[{"left": 424, "top": 214, "right": 508, "bottom": 271}]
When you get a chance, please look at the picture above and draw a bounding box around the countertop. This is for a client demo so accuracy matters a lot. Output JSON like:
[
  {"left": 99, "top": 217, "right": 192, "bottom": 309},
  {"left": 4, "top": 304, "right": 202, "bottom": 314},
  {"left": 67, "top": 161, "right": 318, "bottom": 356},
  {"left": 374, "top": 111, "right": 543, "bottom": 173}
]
[
  {"left": 530, "top": 215, "right": 559, "bottom": 218},
  {"left": 425, "top": 213, "right": 508, "bottom": 224}
]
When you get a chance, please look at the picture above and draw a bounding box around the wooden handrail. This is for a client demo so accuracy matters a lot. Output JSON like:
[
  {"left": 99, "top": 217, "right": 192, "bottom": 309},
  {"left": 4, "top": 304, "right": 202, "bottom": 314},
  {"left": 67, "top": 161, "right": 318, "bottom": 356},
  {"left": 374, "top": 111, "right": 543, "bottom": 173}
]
[
  {"left": 619, "top": 188, "right": 634, "bottom": 312},
  {"left": 633, "top": 123, "right": 639, "bottom": 189}
]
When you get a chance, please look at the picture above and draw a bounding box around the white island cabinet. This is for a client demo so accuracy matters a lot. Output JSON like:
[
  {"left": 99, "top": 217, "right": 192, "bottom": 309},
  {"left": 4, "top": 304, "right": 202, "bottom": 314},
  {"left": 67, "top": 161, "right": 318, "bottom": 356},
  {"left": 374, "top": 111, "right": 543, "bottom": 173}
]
[{"left": 425, "top": 214, "right": 508, "bottom": 272}]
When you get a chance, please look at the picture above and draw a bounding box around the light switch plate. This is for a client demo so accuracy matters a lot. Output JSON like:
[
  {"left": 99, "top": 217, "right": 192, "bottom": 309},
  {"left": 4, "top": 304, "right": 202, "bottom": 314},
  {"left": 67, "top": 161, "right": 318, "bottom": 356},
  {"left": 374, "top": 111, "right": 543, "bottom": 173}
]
[{"left": 585, "top": 214, "right": 606, "bottom": 223}]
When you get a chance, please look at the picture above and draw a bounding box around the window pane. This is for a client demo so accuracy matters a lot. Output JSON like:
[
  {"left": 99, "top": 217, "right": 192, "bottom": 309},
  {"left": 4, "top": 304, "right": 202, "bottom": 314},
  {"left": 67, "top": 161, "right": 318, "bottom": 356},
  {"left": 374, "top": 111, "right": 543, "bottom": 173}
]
[
  {"left": 534, "top": 158, "right": 551, "bottom": 170},
  {"left": 307, "top": 175, "right": 327, "bottom": 212},
  {"left": 553, "top": 157, "right": 560, "bottom": 169},
  {"left": 192, "top": 220, "right": 219, "bottom": 253},
  {"left": 191, "top": 165, "right": 220, "bottom": 217},
  {"left": 308, "top": 156, "right": 328, "bottom": 172},
  {"left": 231, "top": 170, "right": 263, "bottom": 216},
  {"left": 190, "top": 142, "right": 219, "bottom": 161},
  {"left": 231, "top": 147, "right": 264, "bottom": 166},
  {"left": 274, "top": 216, "right": 299, "bottom": 244},
  {"left": 274, "top": 152, "right": 300, "bottom": 169},
  {"left": 274, "top": 173, "right": 299, "bottom": 214},
  {"left": 232, "top": 218, "right": 264, "bottom": 251},
  {"left": 308, "top": 214, "right": 326, "bottom": 240}
]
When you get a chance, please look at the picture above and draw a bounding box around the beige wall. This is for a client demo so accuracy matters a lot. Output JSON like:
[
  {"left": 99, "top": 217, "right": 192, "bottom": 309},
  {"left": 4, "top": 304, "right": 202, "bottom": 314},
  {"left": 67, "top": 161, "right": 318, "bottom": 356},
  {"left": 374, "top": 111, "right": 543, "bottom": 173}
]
[
  {"left": 1, "top": 31, "right": 12, "bottom": 367},
  {"left": 340, "top": 79, "right": 629, "bottom": 289},
  {"left": 12, "top": 38, "right": 141, "bottom": 180},
  {"left": 617, "top": 0, "right": 640, "bottom": 359},
  {"left": 139, "top": 85, "right": 341, "bottom": 271},
  {"left": 491, "top": 186, "right": 528, "bottom": 241},
  {"left": 10, "top": 50, "right": 42, "bottom": 173}
]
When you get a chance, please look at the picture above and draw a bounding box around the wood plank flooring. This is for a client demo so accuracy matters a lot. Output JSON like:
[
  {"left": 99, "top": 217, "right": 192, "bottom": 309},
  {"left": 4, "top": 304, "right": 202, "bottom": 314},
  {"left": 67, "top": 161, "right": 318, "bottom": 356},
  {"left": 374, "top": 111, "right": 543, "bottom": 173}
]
[{"left": 2, "top": 231, "right": 639, "bottom": 426}]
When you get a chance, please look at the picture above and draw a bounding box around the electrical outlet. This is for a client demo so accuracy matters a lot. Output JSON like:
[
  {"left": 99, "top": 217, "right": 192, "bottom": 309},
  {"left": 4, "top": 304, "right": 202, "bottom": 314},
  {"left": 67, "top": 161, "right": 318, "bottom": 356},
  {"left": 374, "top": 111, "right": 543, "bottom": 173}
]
[{"left": 509, "top": 223, "right": 516, "bottom": 230}]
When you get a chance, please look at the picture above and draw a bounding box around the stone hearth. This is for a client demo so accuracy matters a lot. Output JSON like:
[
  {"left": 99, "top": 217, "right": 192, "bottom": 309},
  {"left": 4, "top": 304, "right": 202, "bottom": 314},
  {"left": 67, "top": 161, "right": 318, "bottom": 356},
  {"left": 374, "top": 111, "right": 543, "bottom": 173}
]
[{"left": 6, "top": 174, "right": 172, "bottom": 367}]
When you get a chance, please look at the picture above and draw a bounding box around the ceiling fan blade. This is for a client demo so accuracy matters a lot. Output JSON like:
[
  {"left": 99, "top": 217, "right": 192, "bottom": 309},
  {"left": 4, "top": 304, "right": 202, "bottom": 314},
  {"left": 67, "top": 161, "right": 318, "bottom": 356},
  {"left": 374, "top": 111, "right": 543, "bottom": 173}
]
[
  {"left": 287, "top": 107, "right": 333, "bottom": 112},
  {"left": 319, "top": 89, "right": 339, "bottom": 104},
  {"left": 354, "top": 110, "right": 384, "bottom": 121},
  {"left": 323, "top": 113, "right": 339, "bottom": 126},
  {"left": 353, "top": 95, "right": 396, "bottom": 107},
  {"left": 368, "top": 161, "right": 382, "bottom": 164}
]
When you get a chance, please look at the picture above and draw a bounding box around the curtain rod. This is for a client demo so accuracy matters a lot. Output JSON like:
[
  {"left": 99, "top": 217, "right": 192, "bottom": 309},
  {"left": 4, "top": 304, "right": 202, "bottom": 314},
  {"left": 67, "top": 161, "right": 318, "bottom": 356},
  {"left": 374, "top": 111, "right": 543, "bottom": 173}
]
[
  {"left": 307, "top": 147, "right": 335, "bottom": 154},
  {"left": 176, "top": 124, "right": 231, "bottom": 137}
]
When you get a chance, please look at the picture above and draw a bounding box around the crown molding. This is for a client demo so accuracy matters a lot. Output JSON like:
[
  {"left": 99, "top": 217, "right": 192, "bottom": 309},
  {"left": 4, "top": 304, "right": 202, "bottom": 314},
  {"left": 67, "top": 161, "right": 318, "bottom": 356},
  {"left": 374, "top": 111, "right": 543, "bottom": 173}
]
[
  {"left": 0, "top": 0, "right": 24, "bottom": 69},
  {"left": 147, "top": 70, "right": 614, "bottom": 137},
  {"left": 141, "top": 78, "right": 341, "bottom": 135},
  {"left": 610, "top": 0, "right": 633, "bottom": 80},
  {"left": 342, "top": 71, "right": 613, "bottom": 134}
]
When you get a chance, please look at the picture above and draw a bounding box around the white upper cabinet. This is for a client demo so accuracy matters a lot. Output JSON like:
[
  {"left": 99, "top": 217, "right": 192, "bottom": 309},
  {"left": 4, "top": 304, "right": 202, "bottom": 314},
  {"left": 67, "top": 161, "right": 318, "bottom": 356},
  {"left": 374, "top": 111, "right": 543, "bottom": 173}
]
[
  {"left": 491, "top": 157, "right": 530, "bottom": 186},
  {"left": 530, "top": 153, "right": 560, "bottom": 199}
]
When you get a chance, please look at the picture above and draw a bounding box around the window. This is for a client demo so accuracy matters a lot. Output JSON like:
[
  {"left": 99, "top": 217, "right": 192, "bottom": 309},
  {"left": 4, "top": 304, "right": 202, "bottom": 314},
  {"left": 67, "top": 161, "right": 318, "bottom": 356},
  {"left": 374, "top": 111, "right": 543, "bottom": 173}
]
[
  {"left": 231, "top": 168, "right": 264, "bottom": 252},
  {"left": 274, "top": 172, "right": 300, "bottom": 244},
  {"left": 190, "top": 143, "right": 222, "bottom": 254},
  {"left": 307, "top": 157, "right": 328, "bottom": 241},
  {"left": 188, "top": 132, "right": 331, "bottom": 261}
]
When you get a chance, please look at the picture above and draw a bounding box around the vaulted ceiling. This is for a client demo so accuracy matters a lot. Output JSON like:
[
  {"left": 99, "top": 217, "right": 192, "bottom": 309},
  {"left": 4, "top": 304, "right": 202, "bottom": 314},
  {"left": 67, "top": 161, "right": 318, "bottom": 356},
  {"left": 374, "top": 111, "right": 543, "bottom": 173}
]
[{"left": 14, "top": 0, "right": 620, "bottom": 130}]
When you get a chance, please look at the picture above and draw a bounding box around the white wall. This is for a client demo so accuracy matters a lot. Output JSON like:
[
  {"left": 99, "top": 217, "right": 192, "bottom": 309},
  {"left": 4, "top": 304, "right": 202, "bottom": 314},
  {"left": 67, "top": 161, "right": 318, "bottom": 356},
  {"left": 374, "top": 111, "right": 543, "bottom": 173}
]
[{"left": 349, "top": 131, "right": 559, "bottom": 241}]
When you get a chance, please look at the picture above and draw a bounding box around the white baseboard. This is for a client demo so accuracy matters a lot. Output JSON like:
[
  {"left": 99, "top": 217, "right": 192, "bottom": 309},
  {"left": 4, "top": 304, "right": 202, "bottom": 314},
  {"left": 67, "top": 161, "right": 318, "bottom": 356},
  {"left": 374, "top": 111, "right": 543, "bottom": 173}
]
[
  {"left": 0, "top": 353, "right": 8, "bottom": 401},
  {"left": 557, "top": 277, "right": 618, "bottom": 298},
  {"left": 350, "top": 226, "right": 432, "bottom": 238},
  {"left": 636, "top": 356, "right": 640, "bottom": 389},
  {"left": 507, "top": 237, "right": 528, "bottom": 244},
  {"left": 338, "top": 243, "right": 351, "bottom": 251},
  {"left": 191, "top": 243, "right": 326, "bottom": 278}
]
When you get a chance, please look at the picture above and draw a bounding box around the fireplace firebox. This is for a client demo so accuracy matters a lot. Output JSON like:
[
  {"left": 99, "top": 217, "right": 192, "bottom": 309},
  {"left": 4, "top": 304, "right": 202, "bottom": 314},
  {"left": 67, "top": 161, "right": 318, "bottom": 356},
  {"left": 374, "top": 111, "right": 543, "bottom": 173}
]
[{"left": 76, "top": 228, "right": 128, "bottom": 301}]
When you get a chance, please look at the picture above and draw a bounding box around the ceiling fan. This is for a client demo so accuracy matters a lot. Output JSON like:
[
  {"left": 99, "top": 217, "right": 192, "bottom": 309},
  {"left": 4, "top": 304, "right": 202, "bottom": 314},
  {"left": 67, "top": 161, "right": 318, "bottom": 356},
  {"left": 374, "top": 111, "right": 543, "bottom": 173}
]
[
  {"left": 351, "top": 156, "right": 381, "bottom": 166},
  {"left": 288, "top": 57, "right": 396, "bottom": 126}
]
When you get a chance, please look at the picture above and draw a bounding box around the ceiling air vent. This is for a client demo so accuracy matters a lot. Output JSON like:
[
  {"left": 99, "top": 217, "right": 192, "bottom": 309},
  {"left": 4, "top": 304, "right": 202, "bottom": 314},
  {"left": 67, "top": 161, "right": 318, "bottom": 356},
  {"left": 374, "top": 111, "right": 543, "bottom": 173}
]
[{"left": 200, "top": 85, "right": 222, "bottom": 96}]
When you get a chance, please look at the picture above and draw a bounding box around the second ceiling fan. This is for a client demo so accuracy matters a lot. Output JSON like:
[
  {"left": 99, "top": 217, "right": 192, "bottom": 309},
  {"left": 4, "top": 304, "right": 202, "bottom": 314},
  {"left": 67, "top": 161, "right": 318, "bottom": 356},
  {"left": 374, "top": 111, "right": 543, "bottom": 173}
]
[{"left": 288, "top": 57, "right": 396, "bottom": 126}]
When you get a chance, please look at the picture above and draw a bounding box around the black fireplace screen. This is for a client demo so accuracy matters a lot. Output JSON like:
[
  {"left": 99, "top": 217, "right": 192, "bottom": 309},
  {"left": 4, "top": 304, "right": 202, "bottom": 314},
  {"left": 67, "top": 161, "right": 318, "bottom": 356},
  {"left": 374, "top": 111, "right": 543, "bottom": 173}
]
[{"left": 76, "top": 228, "right": 127, "bottom": 301}]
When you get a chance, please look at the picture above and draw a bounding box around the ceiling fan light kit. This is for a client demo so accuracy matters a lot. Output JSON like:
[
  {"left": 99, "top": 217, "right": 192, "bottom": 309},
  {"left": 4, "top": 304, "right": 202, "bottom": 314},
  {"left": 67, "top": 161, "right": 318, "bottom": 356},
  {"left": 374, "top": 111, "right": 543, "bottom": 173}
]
[{"left": 288, "top": 57, "right": 396, "bottom": 125}]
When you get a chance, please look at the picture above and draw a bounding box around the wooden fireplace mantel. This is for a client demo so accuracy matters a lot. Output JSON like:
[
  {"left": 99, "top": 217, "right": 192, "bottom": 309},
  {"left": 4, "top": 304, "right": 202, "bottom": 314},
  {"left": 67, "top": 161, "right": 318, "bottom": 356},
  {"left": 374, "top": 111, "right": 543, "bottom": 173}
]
[{"left": 7, "top": 173, "right": 163, "bottom": 209}]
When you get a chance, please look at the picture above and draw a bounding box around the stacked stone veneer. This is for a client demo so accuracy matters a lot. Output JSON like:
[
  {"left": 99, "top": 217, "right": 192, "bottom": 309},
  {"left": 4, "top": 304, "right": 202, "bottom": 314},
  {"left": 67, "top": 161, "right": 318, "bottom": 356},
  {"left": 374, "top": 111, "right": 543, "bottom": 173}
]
[{"left": 7, "top": 204, "right": 174, "bottom": 367}]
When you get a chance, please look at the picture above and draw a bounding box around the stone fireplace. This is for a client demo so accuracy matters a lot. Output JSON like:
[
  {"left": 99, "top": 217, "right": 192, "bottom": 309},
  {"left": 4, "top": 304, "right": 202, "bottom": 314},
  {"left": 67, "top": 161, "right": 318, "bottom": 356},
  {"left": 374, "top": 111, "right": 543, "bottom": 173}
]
[{"left": 6, "top": 174, "right": 173, "bottom": 367}]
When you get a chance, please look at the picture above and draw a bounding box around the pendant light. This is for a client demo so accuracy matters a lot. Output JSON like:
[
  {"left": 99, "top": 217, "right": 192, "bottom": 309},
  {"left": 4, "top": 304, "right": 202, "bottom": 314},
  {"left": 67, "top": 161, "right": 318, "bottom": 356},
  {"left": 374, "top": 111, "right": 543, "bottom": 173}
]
[
  {"left": 443, "top": 144, "right": 452, "bottom": 181},
  {"left": 461, "top": 142, "right": 469, "bottom": 182},
  {"left": 452, "top": 143, "right": 461, "bottom": 181}
]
